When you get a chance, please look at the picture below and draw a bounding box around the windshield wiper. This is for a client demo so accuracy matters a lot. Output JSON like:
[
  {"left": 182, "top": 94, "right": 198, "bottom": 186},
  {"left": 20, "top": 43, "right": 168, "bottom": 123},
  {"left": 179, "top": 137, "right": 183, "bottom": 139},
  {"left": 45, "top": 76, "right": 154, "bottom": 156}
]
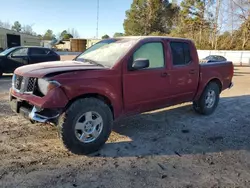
[{"left": 77, "top": 58, "right": 105, "bottom": 67}]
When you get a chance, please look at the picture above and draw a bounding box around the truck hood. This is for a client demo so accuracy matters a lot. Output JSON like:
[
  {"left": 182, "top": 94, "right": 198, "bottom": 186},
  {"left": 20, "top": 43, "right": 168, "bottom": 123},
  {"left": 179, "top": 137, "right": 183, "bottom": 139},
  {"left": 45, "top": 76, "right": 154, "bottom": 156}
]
[{"left": 14, "top": 60, "right": 107, "bottom": 78}]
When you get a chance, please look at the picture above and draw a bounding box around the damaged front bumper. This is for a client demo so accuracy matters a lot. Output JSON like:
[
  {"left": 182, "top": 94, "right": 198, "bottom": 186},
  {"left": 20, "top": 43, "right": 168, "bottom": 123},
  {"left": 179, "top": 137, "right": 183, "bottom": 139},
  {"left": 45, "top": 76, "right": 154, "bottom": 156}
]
[
  {"left": 29, "top": 106, "right": 60, "bottom": 123},
  {"left": 9, "top": 86, "right": 68, "bottom": 124},
  {"left": 9, "top": 95, "right": 62, "bottom": 125}
]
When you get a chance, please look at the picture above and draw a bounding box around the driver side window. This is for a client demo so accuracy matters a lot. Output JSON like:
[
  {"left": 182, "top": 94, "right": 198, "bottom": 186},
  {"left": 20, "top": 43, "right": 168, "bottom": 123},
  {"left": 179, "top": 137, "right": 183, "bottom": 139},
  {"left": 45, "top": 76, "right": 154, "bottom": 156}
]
[
  {"left": 133, "top": 42, "right": 164, "bottom": 69},
  {"left": 12, "top": 48, "right": 28, "bottom": 57}
]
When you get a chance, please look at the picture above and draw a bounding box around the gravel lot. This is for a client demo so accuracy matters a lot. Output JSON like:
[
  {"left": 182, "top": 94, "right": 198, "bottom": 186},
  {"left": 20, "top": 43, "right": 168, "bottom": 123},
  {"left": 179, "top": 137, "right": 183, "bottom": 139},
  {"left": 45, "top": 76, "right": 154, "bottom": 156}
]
[{"left": 0, "top": 67, "right": 250, "bottom": 188}]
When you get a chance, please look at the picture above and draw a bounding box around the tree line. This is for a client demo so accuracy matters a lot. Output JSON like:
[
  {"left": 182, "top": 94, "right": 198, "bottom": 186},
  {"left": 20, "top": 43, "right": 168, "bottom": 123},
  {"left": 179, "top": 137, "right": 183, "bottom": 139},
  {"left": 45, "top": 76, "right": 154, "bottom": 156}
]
[
  {"left": 1, "top": 0, "right": 249, "bottom": 50},
  {"left": 122, "top": 0, "right": 250, "bottom": 50},
  {"left": 0, "top": 20, "right": 79, "bottom": 40}
]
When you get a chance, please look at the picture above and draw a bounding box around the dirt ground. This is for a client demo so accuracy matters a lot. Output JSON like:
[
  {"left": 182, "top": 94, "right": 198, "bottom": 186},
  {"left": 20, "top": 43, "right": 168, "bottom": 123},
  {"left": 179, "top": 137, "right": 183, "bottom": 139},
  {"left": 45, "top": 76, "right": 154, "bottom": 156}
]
[{"left": 0, "top": 67, "right": 250, "bottom": 188}]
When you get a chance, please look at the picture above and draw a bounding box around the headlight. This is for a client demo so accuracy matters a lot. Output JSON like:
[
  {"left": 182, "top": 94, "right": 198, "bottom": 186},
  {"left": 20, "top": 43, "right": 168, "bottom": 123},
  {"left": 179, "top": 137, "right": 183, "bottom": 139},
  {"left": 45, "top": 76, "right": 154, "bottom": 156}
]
[
  {"left": 37, "top": 78, "right": 61, "bottom": 95},
  {"left": 12, "top": 74, "right": 16, "bottom": 88}
]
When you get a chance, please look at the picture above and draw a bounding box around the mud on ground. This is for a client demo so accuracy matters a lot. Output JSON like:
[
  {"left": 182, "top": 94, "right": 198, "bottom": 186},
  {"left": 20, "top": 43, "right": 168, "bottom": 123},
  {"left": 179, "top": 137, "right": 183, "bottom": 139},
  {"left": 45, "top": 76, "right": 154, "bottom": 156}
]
[{"left": 0, "top": 67, "right": 250, "bottom": 188}]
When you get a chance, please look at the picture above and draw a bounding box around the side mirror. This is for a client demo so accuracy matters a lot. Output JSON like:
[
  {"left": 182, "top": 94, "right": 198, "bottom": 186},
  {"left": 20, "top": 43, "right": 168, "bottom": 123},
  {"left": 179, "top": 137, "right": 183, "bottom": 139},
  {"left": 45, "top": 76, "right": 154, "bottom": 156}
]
[
  {"left": 9, "top": 52, "right": 17, "bottom": 58},
  {"left": 132, "top": 58, "right": 149, "bottom": 70}
]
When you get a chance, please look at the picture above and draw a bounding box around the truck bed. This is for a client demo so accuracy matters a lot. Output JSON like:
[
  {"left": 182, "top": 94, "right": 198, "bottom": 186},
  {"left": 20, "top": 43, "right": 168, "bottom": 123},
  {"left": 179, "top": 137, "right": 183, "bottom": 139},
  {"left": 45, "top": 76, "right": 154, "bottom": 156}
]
[{"left": 199, "top": 61, "right": 233, "bottom": 91}]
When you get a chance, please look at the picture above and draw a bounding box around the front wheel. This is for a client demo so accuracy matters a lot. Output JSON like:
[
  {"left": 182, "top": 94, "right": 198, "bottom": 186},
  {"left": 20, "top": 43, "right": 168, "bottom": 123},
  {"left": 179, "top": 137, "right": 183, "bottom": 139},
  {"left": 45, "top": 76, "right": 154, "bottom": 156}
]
[
  {"left": 57, "top": 98, "right": 113, "bottom": 155},
  {"left": 193, "top": 82, "right": 220, "bottom": 115}
]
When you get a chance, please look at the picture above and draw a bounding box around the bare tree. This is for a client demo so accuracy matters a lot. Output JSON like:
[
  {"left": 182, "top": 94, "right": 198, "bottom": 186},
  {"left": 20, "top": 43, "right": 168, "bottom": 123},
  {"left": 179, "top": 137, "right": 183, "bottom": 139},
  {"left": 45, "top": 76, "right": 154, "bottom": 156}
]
[
  {"left": 232, "top": 0, "right": 250, "bottom": 49},
  {"left": 211, "top": 0, "right": 222, "bottom": 50},
  {"left": 229, "top": 0, "right": 236, "bottom": 47},
  {"left": 67, "top": 28, "right": 80, "bottom": 38},
  {"left": 22, "top": 24, "right": 36, "bottom": 35},
  {"left": 0, "top": 20, "right": 11, "bottom": 29}
]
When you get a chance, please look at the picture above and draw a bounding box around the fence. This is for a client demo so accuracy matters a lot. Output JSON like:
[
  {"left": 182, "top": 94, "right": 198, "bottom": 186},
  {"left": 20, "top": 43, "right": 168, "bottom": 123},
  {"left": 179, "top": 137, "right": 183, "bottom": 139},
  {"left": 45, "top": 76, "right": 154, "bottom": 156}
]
[{"left": 58, "top": 50, "right": 250, "bottom": 66}]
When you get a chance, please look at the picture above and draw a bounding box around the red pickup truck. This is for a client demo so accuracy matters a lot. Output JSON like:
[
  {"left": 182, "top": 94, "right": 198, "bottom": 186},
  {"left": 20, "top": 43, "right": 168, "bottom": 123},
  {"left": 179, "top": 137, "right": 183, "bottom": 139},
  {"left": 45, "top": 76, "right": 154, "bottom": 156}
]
[{"left": 9, "top": 36, "right": 233, "bottom": 154}]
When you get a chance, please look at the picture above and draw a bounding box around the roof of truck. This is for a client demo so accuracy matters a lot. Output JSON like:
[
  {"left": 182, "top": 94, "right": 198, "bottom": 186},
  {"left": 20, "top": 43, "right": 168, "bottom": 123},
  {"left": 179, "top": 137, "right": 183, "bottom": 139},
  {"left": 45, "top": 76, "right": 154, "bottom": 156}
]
[{"left": 113, "top": 36, "right": 193, "bottom": 42}]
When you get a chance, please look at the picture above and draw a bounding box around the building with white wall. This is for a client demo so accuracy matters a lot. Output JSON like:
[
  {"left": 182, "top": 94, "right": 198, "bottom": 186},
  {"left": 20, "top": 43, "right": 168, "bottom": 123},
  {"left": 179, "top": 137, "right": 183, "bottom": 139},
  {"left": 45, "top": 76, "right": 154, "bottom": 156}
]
[{"left": 0, "top": 27, "right": 41, "bottom": 50}]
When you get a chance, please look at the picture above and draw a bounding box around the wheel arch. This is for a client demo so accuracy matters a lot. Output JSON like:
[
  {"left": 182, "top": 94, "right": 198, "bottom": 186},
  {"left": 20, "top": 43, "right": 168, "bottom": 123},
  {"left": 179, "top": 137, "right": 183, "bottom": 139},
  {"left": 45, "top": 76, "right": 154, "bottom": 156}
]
[
  {"left": 65, "top": 93, "right": 115, "bottom": 119},
  {"left": 194, "top": 77, "right": 223, "bottom": 101},
  {"left": 208, "top": 78, "right": 222, "bottom": 93}
]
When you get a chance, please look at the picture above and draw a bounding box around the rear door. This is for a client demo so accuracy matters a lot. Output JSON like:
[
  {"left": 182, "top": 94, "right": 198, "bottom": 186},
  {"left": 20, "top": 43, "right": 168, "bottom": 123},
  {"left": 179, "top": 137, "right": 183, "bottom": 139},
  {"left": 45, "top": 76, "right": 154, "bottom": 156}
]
[
  {"left": 168, "top": 41, "right": 199, "bottom": 103},
  {"left": 123, "top": 39, "right": 172, "bottom": 114},
  {"left": 28, "top": 48, "right": 55, "bottom": 64}
]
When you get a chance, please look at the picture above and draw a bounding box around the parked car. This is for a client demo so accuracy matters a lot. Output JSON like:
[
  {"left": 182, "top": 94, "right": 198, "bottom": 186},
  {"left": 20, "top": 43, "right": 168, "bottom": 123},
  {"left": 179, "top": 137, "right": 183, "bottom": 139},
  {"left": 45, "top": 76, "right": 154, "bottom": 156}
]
[
  {"left": 0, "top": 46, "right": 60, "bottom": 76},
  {"left": 200, "top": 55, "right": 227, "bottom": 63},
  {"left": 9, "top": 36, "right": 234, "bottom": 154}
]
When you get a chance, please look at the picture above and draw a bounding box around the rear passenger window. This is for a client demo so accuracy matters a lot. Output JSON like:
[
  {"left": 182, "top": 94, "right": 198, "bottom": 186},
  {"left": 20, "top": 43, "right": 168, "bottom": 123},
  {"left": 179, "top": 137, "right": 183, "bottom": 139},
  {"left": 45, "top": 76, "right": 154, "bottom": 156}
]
[
  {"left": 30, "top": 48, "right": 49, "bottom": 56},
  {"left": 133, "top": 42, "right": 164, "bottom": 69},
  {"left": 170, "top": 42, "right": 191, "bottom": 66}
]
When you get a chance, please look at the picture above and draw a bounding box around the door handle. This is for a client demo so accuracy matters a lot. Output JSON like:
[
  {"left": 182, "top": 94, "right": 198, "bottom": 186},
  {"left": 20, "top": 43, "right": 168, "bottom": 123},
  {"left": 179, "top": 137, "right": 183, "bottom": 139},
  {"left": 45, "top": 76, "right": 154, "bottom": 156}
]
[
  {"left": 161, "top": 72, "right": 169, "bottom": 77},
  {"left": 189, "top": 69, "right": 196, "bottom": 74}
]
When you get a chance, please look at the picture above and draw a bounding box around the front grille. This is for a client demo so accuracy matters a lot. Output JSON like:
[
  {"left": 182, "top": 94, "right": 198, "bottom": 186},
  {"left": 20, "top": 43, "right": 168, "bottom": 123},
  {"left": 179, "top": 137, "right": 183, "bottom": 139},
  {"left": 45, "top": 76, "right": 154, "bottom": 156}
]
[
  {"left": 27, "top": 78, "right": 36, "bottom": 92},
  {"left": 13, "top": 74, "right": 36, "bottom": 93}
]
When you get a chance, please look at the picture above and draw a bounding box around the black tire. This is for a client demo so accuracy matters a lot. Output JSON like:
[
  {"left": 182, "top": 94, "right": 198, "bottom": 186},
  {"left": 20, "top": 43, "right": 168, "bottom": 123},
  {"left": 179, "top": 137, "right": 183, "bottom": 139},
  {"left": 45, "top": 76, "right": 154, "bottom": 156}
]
[
  {"left": 57, "top": 98, "right": 113, "bottom": 155},
  {"left": 0, "top": 70, "right": 3, "bottom": 77},
  {"left": 193, "top": 82, "right": 220, "bottom": 115}
]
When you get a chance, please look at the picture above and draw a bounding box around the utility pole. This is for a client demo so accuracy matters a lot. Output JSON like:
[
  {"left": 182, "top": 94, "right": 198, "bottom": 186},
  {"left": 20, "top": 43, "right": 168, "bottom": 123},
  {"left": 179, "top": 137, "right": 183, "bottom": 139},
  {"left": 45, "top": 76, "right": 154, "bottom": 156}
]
[{"left": 96, "top": 0, "right": 99, "bottom": 39}]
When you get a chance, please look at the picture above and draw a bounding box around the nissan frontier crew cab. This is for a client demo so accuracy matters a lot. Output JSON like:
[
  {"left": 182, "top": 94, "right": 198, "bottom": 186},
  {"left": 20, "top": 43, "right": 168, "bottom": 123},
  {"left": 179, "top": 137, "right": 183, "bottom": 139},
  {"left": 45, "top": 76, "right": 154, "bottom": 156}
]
[{"left": 9, "top": 36, "right": 234, "bottom": 154}]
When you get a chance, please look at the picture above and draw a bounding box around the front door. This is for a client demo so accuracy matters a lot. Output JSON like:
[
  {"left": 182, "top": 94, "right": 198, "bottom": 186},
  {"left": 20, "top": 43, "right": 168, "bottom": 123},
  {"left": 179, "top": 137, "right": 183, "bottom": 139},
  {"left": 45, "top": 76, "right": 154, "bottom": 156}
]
[
  {"left": 123, "top": 40, "right": 172, "bottom": 114},
  {"left": 6, "top": 48, "right": 29, "bottom": 72}
]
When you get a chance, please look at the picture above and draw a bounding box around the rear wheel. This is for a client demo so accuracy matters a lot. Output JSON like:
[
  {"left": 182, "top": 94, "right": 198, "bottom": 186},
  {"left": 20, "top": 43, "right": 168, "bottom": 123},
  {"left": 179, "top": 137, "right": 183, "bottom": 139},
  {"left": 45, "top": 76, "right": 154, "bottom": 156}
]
[
  {"left": 193, "top": 82, "right": 220, "bottom": 115},
  {"left": 57, "top": 98, "right": 113, "bottom": 155}
]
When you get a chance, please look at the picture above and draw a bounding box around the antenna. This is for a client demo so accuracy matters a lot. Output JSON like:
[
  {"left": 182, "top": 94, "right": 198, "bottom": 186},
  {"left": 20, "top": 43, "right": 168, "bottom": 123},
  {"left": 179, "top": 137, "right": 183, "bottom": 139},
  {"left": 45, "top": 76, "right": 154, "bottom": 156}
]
[{"left": 96, "top": 0, "right": 99, "bottom": 39}]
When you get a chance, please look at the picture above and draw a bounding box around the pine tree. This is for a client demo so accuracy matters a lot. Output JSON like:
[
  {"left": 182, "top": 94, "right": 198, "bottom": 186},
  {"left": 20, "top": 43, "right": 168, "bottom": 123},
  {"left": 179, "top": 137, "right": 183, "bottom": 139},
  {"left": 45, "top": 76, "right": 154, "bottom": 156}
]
[{"left": 123, "top": 0, "right": 179, "bottom": 35}]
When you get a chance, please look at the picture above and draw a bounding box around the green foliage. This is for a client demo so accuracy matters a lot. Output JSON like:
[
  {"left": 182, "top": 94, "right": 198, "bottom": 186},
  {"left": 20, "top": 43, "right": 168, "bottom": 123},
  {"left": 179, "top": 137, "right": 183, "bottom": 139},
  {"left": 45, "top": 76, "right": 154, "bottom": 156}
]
[
  {"left": 123, "top": 0, "right": 179, "bottom": 35},
  {"left": 239, "top": 16, "right": 250, "bottom": 50},
  {"left": 149, "top": 31, "right": 166, "bottom": 36},
  {"left": 173, "top": 0, "right": 214, "bottom": 49},
  {"left": 60, "top": 30, "right": 67, "bottom": 38},
  {"left": 123, "top": 0, "right": 250, "bottom": 50},
  {"left": 43, "top": 29, "right": 55, "bottom": 40},
  {"left": 64, "top": 33, "right": 73, "bottom": 39},
  {"left": 60, "top": 30, "right": 73, "bottom": 40},
  {"left": 113, "top": 32, "right": 124, "bottom": 37},
  {"left": 37, "top": 34, "right": 43, "bottom": 39},
  {"left": 102, "top": 34, "right": 110, "bottom": 39},
  {"left": 11, "top": 21, "right": 21, "bottom": 32}
]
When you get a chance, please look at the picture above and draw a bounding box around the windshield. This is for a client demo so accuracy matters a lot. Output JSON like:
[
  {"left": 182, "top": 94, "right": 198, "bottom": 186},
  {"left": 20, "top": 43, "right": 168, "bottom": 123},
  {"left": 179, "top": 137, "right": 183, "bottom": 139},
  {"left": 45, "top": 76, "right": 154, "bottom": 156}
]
[
  {"left": 80, "top": 39, "right": 117, "bottom": 55},
  {"left": 76, "top": 39, "right": 138, "bottom": 68},
  {"left": 0, "top": 47, "right": 16, "bottom": 56}
]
